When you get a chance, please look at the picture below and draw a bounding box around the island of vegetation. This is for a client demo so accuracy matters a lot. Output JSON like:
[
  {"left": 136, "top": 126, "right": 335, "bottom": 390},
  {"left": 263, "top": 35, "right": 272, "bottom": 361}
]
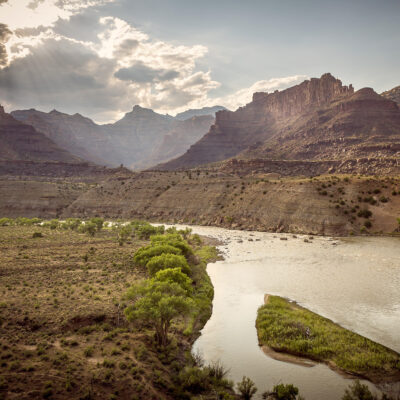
[{"left": 256, "top": 295, "right": 400, "bottom": 384}]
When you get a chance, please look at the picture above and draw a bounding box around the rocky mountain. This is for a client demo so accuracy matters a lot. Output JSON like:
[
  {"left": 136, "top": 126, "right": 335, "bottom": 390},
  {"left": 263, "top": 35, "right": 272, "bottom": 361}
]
[
  {"left": 381, "top": 86, "right": 400, "bottom": 105},
  {"left": 0, "top": 105, "right": 81, "bottom": 163},
  {"left": 11, "top": 109, "right": 110, "bottom": 165},
  {"left": 133, "top": 115, "right": 214, "bottom": 169},
  {"left": 157, "top": 73, "right": 400, "bottom": 170},
  {"left": 174, "top": 106, "right": 226, "bottom": 120},
  {"left": 12, "top": 105, "right": 216, "bottom": 169}
]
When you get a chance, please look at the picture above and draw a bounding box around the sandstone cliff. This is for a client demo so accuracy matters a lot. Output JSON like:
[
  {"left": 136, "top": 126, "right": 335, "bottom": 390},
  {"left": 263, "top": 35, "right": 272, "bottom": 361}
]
[
  {"left": 157, "top": 74, "right": 400, "bottom": 171},
  {"left": 157, "top": 73, "right": 356, "bottom": 169}
]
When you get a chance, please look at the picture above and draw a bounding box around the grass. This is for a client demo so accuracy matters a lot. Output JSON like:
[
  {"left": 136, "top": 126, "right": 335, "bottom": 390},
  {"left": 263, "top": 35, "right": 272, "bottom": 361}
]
[
  {"left": 256, "top": 296, "right": 400, "bottom": 382},
  {"left": 0, "top": 222, "right": 230, "bottom": 399}
]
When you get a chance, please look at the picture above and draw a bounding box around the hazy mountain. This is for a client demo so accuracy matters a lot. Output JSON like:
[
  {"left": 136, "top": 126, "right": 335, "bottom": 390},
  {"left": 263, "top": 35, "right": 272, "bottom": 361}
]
[
  {"left": 174, "top": 106, "right": 227, "bottom": 120},
  {"left": 12, "top": 105, "right": 216, "bottom": 169}
]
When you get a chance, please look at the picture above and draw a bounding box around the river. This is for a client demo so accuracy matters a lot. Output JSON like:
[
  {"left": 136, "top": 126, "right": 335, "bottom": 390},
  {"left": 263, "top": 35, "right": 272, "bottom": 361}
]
[{"left": 169, "top": 225, "right": 400, "bottom": 400}]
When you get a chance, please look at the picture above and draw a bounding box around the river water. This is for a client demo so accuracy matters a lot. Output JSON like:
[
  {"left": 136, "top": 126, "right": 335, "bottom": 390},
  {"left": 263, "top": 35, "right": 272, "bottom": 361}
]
[{"left": 169, "top": 225, "right": 400, "bottom": 400}]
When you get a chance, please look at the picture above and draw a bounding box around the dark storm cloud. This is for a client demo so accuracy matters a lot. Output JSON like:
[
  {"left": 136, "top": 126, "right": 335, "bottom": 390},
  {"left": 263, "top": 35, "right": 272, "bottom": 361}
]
[{"left": 114, "top": 61, "right": 179, "bottom": 83}]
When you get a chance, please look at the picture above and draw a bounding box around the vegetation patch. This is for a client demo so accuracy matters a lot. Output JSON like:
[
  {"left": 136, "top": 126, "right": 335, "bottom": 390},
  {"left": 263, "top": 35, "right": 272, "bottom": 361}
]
[{"left": 256, "top": 296, "right": 400, "bottom": 383}]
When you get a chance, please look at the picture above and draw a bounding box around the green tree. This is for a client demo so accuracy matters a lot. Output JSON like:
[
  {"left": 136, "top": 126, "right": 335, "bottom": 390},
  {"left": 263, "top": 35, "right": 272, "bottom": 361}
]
[
  {"left": 118, "top": 225, "right": 133, "bottom": 246},
  {"left": 90, "top": 217, "right": 104, "bottom": 232},
  {"left": 237, "top": 376, "right": 257, "bottom": 400},
  {"left": 125, "top": 274, "right": 193, "bottom": 346},
  {"left": 146, "top": 253, "right": 191, "bottom": 276},
  {"left": 133, "top": 244, "right": 182, "bottom": 266}
]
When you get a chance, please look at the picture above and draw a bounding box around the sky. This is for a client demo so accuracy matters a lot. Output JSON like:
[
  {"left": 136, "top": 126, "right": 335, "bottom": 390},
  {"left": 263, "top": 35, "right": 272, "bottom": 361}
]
[{"left": 0, "top": 0, "right": 399, "bottom": 123}]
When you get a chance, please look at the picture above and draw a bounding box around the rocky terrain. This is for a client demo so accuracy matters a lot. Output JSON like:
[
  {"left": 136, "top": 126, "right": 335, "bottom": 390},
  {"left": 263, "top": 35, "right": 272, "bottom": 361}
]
[
  {"left": 12, "top": 105, "right": 219, "bottom": 170},
  {"left": 381, "top": 85, "right": 400, "bottom": 105},
  {"left": 0, "top": 106, "right": 81, "bottom": 164},
  {"left": 61, "top": 171, "right": 400, "bottom": 236},
  {"left": 157, "top": 74, "right": 400, "bottom": 170}
]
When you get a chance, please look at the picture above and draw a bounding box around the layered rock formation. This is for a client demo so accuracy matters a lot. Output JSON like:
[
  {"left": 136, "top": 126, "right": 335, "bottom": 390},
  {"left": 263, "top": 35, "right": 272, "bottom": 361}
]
[
  {"left": 62, "top": 170, "right": 400, "bottom": 236},
  {"left": 157, "top": 74, "right": 400, "bottom": 171},
  {"left": 0, "top": 106, "right": 81, "bottom": 163},
  {"left": 11, "top": 109, "right": 110, "bottom": 165},
  {"left": 12, "top": 105, "right": 217, "bottom": 169}
]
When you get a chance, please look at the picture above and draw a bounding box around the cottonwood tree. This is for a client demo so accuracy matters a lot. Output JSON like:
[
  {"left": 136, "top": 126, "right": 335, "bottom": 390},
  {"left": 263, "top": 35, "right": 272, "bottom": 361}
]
[{"left": 125, "top": 269, "right": 193, "bottom": 346}]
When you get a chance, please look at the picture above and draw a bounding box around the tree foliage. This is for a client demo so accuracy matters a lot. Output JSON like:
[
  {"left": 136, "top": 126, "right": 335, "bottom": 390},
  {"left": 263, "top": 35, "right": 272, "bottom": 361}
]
[
  {"left": 146, "top": 253, "right": 191, "bottom": 276},
  {"left": 125, "top": 269, "right": 193, "bottom": 346}
]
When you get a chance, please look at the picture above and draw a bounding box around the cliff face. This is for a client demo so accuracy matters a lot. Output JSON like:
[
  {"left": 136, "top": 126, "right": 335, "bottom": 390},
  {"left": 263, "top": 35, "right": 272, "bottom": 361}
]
[
  {"left": 12, "top": 105, "right": 216, "bottom": 169},
  {"left": 158, "top": 73, "right": 355, "bottom": 170},
  {"left": 242, "top": 87, "right": 400, "bottom": 161},
  {"left": 0, "top": 106, "right": 81, "bottom": 163},
  {"left": 381, "top": 85, "right": 400, "bottom": 105},
  {"left": 11, "top": 109, "right": 110, "bottom": 165}
]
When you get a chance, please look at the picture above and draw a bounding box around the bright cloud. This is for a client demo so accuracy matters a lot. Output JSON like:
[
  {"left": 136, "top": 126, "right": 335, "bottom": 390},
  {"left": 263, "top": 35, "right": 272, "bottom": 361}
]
[
  {"left": 211, "top": 75, "right": 309, "bottom": 111},
  {"left": 0, "top": 1, "right": 308, "bottom": 122}
]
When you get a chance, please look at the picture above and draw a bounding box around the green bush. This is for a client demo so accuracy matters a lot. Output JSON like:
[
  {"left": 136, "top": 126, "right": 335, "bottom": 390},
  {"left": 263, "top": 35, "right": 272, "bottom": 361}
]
[
  {"left": 90, "top": 217, "right": 104, "bottom": 231},
  {"left": 263, "top": 383, "right": 300, "bottom": 400},
  {"left": 237, "top": 376, "right": 257, "bottom": 400},
  {"left": 131, "top": 221, "right": 164, "bottom": 239},
  {"left": 0, "top": 218, "right": 12, "bottom": 226},
  {"left": 146, "top": 253, "right": 191, "bottom": 276},
  {"left": 150, "top": 234, "right": 193, "bottom": 258},
  {"left": 78, "top": 221, "right": 97, "bottom": 237},
  {"left": 133, "top": 244, "right": 182, "bottom": 267}
]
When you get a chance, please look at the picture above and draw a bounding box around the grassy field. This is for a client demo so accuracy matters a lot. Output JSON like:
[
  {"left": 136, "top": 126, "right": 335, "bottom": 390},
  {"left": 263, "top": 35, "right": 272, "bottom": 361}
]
[
  {"left": 0, "top": 222, "right": 233, "bottom": 400},
  {"left": 256, "top": 296, "right": 400, "bottom": 383}
]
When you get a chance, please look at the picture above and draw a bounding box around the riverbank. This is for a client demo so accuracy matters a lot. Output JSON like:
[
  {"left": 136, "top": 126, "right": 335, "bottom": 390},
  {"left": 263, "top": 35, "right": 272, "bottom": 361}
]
[
  {"left": 2, "top": 172, "right": 400, "bottom": 236},
  {"left": 256, "top": 295, "right": 400, "bottom": 384},
  {"left": 0, "top": 220, "right": 234, "bottom": 399}
]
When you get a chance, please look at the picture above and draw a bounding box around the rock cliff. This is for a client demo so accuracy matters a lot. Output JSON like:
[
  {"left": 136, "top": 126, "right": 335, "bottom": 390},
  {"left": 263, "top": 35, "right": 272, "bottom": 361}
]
[
  {"left": 381, "top": 85, "right": 400, "bottom": 105},
  {"left": 157, "top": 73, "right": 356, "bottom": 169},
  {"left": 0, "top": 106, "right": 82, "bottom": 163}
]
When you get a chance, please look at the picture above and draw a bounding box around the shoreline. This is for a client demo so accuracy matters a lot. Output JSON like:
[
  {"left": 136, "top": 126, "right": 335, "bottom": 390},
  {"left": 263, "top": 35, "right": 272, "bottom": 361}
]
[{"left": 258, "top": 294, "right": 400, "bottom": 386}]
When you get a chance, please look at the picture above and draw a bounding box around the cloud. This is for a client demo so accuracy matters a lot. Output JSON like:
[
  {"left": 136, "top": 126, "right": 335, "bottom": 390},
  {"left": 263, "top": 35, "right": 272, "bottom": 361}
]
[
  {"left": 114, "top": 61, "right": 179, "bottom": 83},
  {"left": 0, "top": 1, "right": 308, "bottom": 122},
  {"left": 0, "top": 23, "right": 11, "bottom": 66},
  {"left": 211, "top": 75, "right": 309, "bottom": 111}
]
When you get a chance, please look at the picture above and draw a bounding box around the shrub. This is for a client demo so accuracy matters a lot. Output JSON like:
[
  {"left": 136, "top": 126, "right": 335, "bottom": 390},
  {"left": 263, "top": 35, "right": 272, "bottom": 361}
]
[
  {"left": 342, "top": 380, "right": 384, "bottom": 400},
  {"left": 357, "top": 209, "right": 372, "bottom": 219},
  {"left": 133, "top": 244, "right": 182, "bottom": 267},
  {"left": 237, "top": 376, "right": 257, "bottom": 400},
  {"left": 131, "top": 221, "right": 164, "bottom": 239},
  {"left": 263, "top": 383, "right": 300, "bottom": 400},
  {"left": 78, "top": 221, "right": 97, "bottom": 237},
  {"left": 0, "top": 218, "right": 12, "bottom": 226},
  {"left": 90, "top": 217, "right": 104, "bottom": 231},
  {"left": 178, "top": 366, "right": 209, "bottom": 394},
  {"left": 146, "top": 253, "right": 191, "bottom": 276}
]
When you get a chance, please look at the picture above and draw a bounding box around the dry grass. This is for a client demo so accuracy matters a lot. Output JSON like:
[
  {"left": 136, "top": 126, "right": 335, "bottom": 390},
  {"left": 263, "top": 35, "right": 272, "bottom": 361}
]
[{"left": 0, "top": 225, "right": 216, "bottom": 399}]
